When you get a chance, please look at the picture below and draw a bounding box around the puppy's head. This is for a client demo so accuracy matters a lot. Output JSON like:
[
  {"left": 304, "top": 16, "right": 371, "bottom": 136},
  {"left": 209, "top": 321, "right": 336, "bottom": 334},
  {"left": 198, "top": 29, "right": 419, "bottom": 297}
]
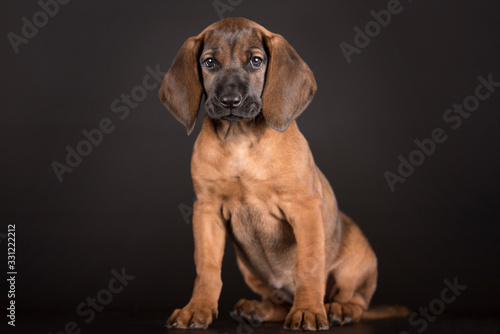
[{"left": 159, "top": 17, "right": 316, "bottom": 134}]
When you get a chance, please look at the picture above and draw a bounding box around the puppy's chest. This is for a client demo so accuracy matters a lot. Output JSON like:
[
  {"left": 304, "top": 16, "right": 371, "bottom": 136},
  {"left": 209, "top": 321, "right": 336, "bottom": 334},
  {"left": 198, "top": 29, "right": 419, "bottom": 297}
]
[
  {"left": 217, "top": 141, "right": 272, "bottom": 179},
  {"left": 228, "top": 204, "right": 295, "bottom": 254},
  {"left": 216, "top": 144, "right": 288, "bottom": 242}
]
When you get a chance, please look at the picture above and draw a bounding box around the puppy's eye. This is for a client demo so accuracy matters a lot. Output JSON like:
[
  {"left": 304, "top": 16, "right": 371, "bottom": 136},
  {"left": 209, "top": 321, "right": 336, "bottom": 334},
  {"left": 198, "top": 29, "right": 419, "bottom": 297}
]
[
  {"left": 204, "top": 57, "right": 215, "bottom": 68},
  {"left": 250, "top": 56, "right": 263, "bottom": 68}
]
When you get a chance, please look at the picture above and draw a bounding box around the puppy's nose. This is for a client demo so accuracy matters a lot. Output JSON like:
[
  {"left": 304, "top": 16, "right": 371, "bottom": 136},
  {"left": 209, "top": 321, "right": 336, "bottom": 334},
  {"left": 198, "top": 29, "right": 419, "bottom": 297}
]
[{"left": 220, "top": 94, "right": 242, "bottom": 108}]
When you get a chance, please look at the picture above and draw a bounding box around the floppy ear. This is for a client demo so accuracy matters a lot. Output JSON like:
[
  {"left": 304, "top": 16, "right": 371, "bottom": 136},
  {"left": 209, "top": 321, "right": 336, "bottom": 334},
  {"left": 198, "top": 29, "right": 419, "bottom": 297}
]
[
  {"left": 159, "top": 36, "right": 204, "bottom": 135},
  {"left": 262, "top": 34, "right": 317, "bottom": 132}
]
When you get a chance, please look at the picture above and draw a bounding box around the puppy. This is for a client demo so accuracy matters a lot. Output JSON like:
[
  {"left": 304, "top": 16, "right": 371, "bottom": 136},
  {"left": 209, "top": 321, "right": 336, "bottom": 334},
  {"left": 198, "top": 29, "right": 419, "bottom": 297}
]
[{"left": 159, "top": 17, "right": 408, "bottom": 331}]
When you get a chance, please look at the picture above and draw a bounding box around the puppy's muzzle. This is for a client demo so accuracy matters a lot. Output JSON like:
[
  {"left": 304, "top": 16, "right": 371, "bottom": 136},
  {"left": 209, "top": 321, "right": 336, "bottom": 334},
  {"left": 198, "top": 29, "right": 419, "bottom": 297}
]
[
  {"left": 206, "top": 73, "right": 261, "bottom": 121},
  {"left": 217, "top": 91, "right": 245, "bottom": 121},
  {"left": 208, "top": 96, "right": 261, "bottom": 122}
]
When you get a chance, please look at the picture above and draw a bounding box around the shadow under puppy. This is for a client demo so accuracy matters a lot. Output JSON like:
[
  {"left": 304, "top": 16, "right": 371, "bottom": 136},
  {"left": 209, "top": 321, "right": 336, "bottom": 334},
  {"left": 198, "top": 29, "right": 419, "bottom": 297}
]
[{"left": 159, "top": 17, "right": 408, "bottom": 331}]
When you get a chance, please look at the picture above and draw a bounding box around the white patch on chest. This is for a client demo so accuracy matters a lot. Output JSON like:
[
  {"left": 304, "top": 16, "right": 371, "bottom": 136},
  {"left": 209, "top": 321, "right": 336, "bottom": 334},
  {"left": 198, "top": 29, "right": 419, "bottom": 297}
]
[
  {"left": 269, "top": 277, "right": 283, "bottom": 290},
  {"left": 230, "top": 145, "right": 249, "bottom": 172}
]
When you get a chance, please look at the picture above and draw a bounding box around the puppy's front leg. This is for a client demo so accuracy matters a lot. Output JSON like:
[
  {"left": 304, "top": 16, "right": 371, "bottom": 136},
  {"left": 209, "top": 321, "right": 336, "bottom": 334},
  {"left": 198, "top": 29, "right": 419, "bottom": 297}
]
[
  {"left": 166, "top": 200, "right": 225, "bottom": 329},
  {"left": 284, "top": 196, "right": 329, "bottom": 331}
]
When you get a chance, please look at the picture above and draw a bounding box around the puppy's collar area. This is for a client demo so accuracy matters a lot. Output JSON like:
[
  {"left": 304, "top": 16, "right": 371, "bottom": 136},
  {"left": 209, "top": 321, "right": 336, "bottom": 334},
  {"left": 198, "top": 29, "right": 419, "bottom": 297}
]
[{"left": 209, "top": 112, "right": 268, "bottom": 141}]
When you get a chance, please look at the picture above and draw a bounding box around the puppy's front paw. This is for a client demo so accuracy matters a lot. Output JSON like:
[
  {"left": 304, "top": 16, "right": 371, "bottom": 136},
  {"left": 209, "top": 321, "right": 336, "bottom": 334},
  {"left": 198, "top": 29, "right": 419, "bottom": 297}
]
[
  {"left": 284, "top": 306, "right": 328, "bottom": 331},
  {"left": 166, "top": 304, "right": 218, "bottom": 329}
]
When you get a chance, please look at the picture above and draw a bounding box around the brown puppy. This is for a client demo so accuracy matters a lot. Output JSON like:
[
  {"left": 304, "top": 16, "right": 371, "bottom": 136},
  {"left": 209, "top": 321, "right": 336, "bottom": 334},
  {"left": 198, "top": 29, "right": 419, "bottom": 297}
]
[{"left": 160, "top": 17, "right": 407, "bottom": 331}]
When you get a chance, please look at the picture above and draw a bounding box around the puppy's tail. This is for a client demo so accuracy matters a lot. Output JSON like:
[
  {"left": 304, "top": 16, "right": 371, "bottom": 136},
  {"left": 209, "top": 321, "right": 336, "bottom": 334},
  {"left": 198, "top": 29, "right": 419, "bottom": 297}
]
[{"left": 361, "top": 305, "right": 411, "bottom": 320}]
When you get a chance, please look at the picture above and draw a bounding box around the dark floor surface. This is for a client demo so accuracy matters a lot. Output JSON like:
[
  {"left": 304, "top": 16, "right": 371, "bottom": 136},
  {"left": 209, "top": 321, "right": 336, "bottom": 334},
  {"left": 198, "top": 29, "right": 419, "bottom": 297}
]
[{"left": 7, "top": 310, "right": 499, "bottom": 334}]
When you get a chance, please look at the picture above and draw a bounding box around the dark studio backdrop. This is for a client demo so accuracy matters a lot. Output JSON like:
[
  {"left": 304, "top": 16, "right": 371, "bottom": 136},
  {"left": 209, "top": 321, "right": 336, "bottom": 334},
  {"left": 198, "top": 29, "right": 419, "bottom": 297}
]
[{"left": 1, "top": 0, "right": 499, "bottom": 326}]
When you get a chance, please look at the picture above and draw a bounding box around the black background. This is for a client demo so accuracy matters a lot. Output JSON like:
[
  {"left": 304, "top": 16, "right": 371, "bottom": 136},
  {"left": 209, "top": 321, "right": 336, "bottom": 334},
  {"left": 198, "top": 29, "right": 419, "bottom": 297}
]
[{"left": 1, "top": 0, "right": 499, "bottom": 320}]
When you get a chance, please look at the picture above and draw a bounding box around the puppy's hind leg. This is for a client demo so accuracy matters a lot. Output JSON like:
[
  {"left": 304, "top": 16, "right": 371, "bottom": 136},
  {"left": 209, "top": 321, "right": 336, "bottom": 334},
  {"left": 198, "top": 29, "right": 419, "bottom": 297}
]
[
  {"left": 230, "top": 258, "right": 291, "bottom": 325},
  {"left": 324, "top": 265, "right": 377, "bottom": 326},
  {"left": 324, "top": 213, "right": 378, "bottom": 326}
]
